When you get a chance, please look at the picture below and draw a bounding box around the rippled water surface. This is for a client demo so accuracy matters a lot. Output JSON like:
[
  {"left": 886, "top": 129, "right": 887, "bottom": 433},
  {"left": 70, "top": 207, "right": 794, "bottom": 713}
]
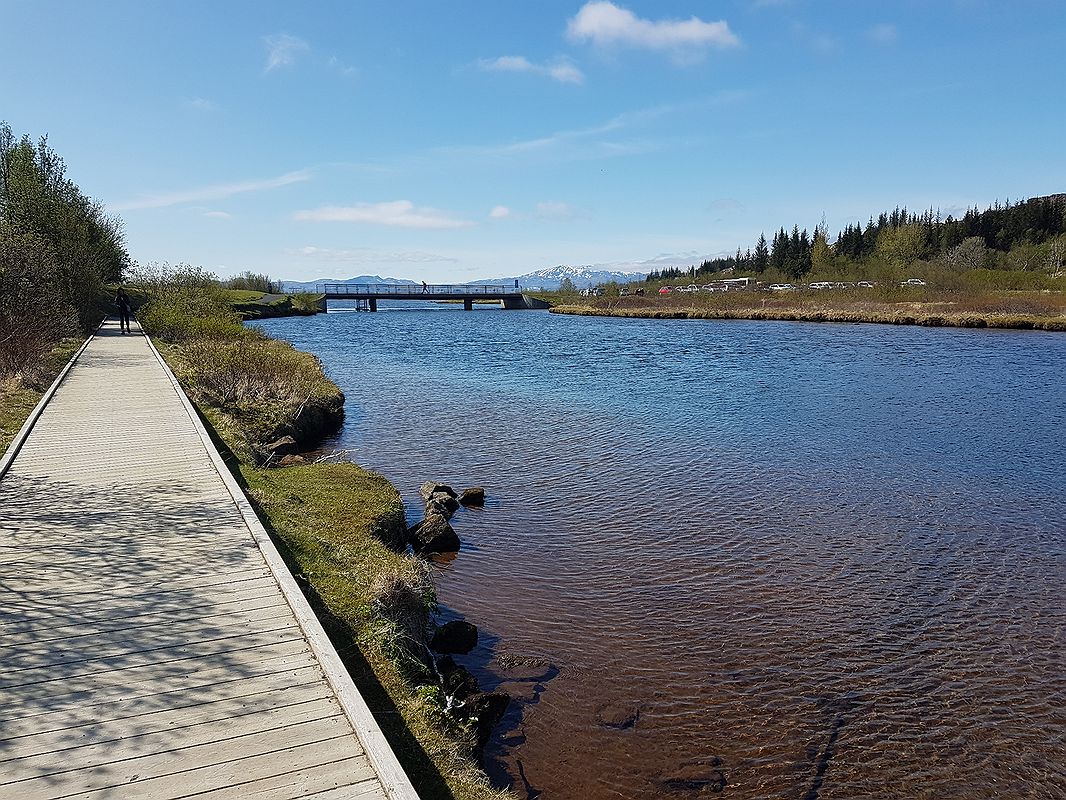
[{"left": 259, "top": 306, "right": 1066, "bottom": 799}]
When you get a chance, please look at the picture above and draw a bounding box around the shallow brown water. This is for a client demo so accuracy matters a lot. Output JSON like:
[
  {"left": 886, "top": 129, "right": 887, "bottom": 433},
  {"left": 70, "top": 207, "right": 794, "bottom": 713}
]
[{"left": 261, "top": 308, "right": 1066, "bottom": 799}]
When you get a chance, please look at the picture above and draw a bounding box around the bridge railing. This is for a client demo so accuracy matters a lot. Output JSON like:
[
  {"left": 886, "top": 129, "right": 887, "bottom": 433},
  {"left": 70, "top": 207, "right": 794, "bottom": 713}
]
[{"left": 320, "top": 283, "right": 522, "bottom": 296}]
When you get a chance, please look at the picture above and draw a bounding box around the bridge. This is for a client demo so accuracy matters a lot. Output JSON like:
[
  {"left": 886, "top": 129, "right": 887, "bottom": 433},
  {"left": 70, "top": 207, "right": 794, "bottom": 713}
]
[{"left": 318, "top": 283, "right": 543, "bottom": 311}]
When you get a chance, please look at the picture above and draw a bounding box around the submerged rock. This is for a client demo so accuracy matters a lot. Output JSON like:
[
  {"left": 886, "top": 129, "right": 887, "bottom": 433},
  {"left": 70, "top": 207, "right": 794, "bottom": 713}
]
[
  {"left": 458, "top": 487, "right": 486, "bottom": 507},
  {"left": 410, "top": 512, "right": 460, "bottom": 555},
  {"left": 596, "top": 702, "right": 641, "bottom": 730},
  {"left": 430, "top": 620, "right": 479, "bottom": 654},
  {"left": 659, "top": 761, "right": 727, "bottom": 794}
]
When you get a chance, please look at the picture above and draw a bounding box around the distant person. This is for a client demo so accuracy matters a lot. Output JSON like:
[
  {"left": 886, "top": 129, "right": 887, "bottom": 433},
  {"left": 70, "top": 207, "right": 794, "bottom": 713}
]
[
  {"left": 422, "top": 281, "right": 428, "bottom": 294},
  {"left": 115, "top": 287, "right": 132, "bottom": 334}
]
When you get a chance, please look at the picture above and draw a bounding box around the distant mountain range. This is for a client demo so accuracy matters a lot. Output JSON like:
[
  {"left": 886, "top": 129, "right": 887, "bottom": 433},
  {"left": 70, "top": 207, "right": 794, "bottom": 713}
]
[
  {"left": 476, "top": 265, "right": 647, "bottom": 291},
  {"left": 280, "top": 265, "right": 651, "bottom": 293},
  {"left": 280, "top": 275, "right": 417, "bottom": 292}
]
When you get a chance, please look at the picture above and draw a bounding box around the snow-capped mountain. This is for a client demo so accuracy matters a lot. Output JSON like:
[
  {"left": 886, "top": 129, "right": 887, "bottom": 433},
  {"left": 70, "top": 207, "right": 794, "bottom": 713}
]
[
  {"left": 477, "top": 265, "right": 647, "bottom": 291},
  {"left": 280, "top": 275, "right": 417, "bottom": 292}
]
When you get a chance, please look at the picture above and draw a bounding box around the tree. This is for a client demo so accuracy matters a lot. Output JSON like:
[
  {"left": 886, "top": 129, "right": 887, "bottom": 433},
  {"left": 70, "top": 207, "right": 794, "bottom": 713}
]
[
  {"left": 876, "top": 223, "right": 925, "bottom": 268},
  {"left": 753, "top": 233, "right": 769, "bottom": 273},
  {"left": 811, "top": 225, "right": 833, "bottom": 272},
  {"left": 558, "top": 276, "right": 577, "bottom": 294},
  {"left": 946, "top": 237, "right": 989, "bottom": 271},
  {"left": 1, "top": 122, "right": 129, "bottom": 331}
]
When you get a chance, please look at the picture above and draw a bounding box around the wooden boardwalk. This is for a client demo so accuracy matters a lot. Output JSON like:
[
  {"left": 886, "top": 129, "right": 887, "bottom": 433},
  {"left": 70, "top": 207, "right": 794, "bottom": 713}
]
[{"left": 0, "top": 321, "right": 417, "bottom": 799}]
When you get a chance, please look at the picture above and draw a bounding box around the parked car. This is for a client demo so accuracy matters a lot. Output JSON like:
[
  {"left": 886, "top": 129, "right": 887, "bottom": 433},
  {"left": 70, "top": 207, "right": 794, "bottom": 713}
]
[
  {"left": 808, "top": 281, "right": 834, "bottom": 290},
  {"left": 769, "top": 283, "right": 796, "bottom": 291},
  {"left": 900, "top": 278, "right": 927, "bottom": 287},
  {"left": 658, "top": 286, "right": 672, "bottom": 295},
  {"left": 619, "top": 287, "right": 630, "bottom": 296},
  {"left": 856, "top": 280, "right": 877, "bottom": 288}
]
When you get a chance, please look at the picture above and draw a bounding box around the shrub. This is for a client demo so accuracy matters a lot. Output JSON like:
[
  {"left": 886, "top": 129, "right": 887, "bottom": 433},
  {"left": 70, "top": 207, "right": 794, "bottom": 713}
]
[
  {"left": 225, "top": 271, "right": 278, "bottom": 293},
  {"left": 0, "top": 234, "right": 78, "bottom": 379}
]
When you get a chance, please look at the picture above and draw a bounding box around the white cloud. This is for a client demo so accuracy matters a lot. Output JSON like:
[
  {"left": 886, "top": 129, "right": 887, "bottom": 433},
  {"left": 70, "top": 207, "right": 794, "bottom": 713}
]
[
  {"left": 489, "top": 205, "right": 511, "bottom": 219},
  {"left": 567, "top": 2, "right": 739, "bottom": 57},
  {"left": 478, "top": 55, "right": 584, "bottom": 84},
  {"left": 185, "top": 97, "right": 215, "bottom": 111},
  {"left": 263, "top": 34, "right": 309, "bottom": 72},
  {"left": 204, "top": 210, "right": 232, "bottom": 219},
  {"left": 112, "top": 169, "right": 312, "bottom": 211},
  {"left": 869, "top": 23, "right": 898, "bottom": 45},
  {"left": 290, "top": 246, "right": 458, "bottom": 263},
  {"left": 293, "top": 200, "right": 474, "bottom": 229}
]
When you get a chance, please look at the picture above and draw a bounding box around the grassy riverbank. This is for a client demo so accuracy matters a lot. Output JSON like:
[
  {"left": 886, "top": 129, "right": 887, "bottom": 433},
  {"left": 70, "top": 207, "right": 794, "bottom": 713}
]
[
  {"left": 0, "top": 337, "right": 83, "bottom": 456},
  {"left": 548, "top": 287, "right": 1066, "bottom": 331},
  {"left": 139, "top": 282, "right": 510, "bottom": 800}
]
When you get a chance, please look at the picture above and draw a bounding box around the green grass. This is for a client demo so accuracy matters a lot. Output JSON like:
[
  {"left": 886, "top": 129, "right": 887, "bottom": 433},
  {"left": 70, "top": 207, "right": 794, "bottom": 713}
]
[{"left": 0, "top": 337, "right": 83, "bottom": 457}]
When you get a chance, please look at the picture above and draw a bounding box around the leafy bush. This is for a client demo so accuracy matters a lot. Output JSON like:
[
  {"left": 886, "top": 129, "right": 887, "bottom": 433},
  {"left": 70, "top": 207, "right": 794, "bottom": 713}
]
[
  {"left": 0, "top": 233, "right": 78, "bottom": 379},
  {"left": 225, "top": 271, "right": 278, "bottom": 293}
]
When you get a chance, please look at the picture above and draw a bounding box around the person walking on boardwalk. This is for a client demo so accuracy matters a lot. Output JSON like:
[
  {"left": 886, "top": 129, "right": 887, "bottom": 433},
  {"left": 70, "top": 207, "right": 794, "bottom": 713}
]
[
  {"left": 115, "top": 287, "right": 133, "bottom": 334},
  {"left": 421, "top": 280, "right": 428, "bottom": 294}
]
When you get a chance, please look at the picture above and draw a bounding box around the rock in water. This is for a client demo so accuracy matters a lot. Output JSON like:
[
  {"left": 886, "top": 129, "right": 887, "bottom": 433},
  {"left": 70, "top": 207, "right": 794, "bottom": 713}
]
[
  {"left": 436, "top": 656, "right": 479, "bottom": 701},
  {"left": 427, "top": 491, "right": 460, "bottom": 519},
  {"left": 456, "top": 692, "right": 510, "bottom": 752},
  {"left": 658, "top": 762, "right": 727, "bottom": 793},
  {"left": 458, "top": 487, "right": 486, "bottom": 507},
  {"left": 430, "top": 620, "right": 479, "bottom": 654},
  {"left": 410, "top": 512, "right": 460, "bottom": 555},
  {"left": 420, "top": 481, "right": 457, "bottom": 502}
]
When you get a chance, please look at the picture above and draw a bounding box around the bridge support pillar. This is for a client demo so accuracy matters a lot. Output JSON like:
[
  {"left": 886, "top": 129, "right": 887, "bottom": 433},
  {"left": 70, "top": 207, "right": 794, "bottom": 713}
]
[
  {"left": 463, "top": 298, "right": 473, "bottom": 311},
  {"left": 369, "top": 298, "right": 378, "bottom": 312}
]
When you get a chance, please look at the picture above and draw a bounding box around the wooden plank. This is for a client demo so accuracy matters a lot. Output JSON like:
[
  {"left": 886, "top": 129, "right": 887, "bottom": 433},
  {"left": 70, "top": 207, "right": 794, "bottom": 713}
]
[
  {"left": 0, "top": 683, "right": 338, "bottom": 762},
  {"left": 2, "top": 603, "right": 295, "bottom": 657},
  {"left": 302, "top": 777, "right": 388, "bottom": 800},
  {"left": 3, "top": 716, "right": 356, "bottom": 799},
  {"left": 0, "top": 664, "right": 327, "bottom": 741},
  {"left": 0, "top": 568, "right": 273, "bottom": 604},
  {"left": 1, "top": 583, "right": 284, "bottom": 631},
  {"left": 0, "top": 628, "right": 307, "bottom": 690},
  {"left": 1, "top": 644, "right": 318, "bottom": 716},
  {"left": 74, "top": 743, "right": 379, "bottom": 800},
  {"left": 180, "top": 758, "right": 380, "bottom": 799}
]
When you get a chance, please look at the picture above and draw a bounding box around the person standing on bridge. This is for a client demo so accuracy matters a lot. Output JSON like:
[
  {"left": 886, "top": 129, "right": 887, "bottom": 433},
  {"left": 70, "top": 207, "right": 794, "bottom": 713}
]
[
  {"left": 115, "top": 287, "right": 133, "bottom": 334},
  {"left": 422, "top": 281, "right": 428, "bottom": 294}
]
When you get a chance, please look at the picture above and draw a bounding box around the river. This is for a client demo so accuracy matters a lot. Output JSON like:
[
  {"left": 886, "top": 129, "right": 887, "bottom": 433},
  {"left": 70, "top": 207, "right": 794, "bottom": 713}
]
[{"left": 257, "top": 304, "right": 1066, "bottom": 800}]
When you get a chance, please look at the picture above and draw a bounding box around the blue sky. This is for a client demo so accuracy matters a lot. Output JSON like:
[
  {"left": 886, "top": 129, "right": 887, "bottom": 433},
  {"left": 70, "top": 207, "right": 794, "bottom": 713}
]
[{"left": 3, "top": 1, "right": 1064, "bottom": 282}]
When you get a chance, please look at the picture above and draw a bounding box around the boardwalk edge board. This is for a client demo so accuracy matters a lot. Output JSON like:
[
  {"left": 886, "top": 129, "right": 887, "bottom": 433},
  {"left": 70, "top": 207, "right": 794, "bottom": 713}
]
[
  {"left": 141, "top": 329, "right": 421, "bottom": 800},
  {"left": 0, "top": 321, "right": 101, "bottom": 481}
]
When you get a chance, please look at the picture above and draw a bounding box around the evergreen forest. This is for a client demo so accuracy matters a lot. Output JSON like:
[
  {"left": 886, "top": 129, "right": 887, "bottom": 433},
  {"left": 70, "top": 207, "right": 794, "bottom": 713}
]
[{"left": 647, "top": 195, "right": 1066, "bottom": 286}]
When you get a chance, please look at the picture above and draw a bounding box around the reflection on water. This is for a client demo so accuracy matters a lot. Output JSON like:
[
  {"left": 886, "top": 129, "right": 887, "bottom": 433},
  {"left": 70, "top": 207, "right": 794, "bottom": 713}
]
[{"left": 259, "top": 305, "right": 1066, "bottom": 799}]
